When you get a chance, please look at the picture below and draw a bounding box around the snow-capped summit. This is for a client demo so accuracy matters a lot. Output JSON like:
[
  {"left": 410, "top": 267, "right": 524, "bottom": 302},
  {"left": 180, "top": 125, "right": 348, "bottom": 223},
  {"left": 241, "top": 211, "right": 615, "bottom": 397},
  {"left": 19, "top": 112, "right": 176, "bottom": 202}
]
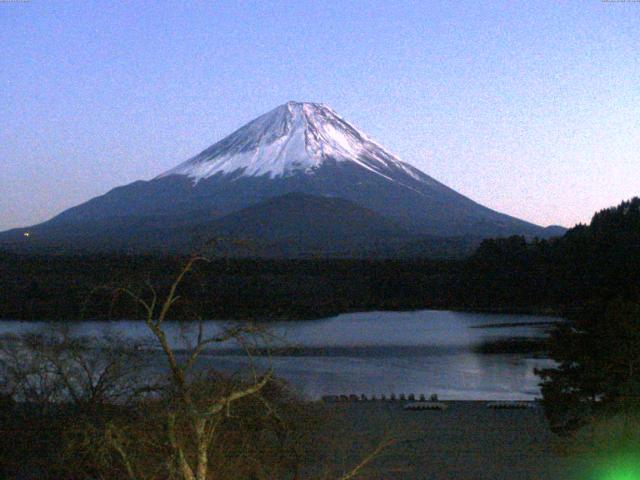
[{"left": 158, "top": 101, "right": 422, "bottom": 183}]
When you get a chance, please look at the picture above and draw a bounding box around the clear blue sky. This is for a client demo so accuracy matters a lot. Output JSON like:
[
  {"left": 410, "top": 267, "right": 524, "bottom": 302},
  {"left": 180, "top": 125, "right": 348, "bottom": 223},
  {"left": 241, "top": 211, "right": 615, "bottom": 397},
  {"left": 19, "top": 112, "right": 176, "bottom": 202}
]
[{"left": 1, "top": 0, "right": 638, "bottom": 231}]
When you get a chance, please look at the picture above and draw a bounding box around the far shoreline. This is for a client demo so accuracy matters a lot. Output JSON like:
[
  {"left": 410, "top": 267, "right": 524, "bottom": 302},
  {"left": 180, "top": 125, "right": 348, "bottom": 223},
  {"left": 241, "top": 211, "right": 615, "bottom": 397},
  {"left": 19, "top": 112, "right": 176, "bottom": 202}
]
[{"left": 0, "top": 304, "right": 566, "bottom": 323}]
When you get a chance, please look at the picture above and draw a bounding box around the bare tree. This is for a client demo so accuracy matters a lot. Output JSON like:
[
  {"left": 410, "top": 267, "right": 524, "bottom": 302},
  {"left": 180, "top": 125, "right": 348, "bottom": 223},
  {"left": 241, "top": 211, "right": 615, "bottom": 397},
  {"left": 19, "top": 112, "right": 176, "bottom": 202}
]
[
  {"left": 105, "top": 256, "right": 392, "bottom": 480},
  {"left": 103, "top": 256, "right": 276, "bottom": 480}
]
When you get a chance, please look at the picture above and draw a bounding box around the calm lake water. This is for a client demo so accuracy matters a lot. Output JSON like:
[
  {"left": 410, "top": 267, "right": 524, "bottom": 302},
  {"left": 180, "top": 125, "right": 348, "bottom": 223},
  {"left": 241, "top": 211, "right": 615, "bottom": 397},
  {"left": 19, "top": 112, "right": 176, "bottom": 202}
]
[{"left": 0, "top": 310, "right": 558, "bottom": 400}]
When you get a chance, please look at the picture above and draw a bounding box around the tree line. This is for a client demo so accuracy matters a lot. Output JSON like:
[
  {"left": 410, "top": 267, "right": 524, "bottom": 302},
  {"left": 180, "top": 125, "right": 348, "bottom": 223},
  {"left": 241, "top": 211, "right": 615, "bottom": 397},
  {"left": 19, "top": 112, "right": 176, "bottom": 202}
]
[{"left": 2, "top": 199, "right": 638, "bottom": 321}]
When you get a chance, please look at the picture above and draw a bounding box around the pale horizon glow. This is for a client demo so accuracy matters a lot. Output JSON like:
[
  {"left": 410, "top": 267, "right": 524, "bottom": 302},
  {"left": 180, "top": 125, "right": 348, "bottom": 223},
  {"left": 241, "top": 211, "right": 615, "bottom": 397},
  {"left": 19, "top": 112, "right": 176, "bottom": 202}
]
[{"left": 1, "top": 1, "right": 638, "bottom": 231}]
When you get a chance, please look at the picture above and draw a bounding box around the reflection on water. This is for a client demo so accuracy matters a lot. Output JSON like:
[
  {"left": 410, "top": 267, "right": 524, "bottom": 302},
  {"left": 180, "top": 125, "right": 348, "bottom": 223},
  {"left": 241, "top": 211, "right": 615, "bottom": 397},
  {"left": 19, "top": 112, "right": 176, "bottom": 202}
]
[{"left": 0, "top": 310, "right": 558, "bottom": 400}]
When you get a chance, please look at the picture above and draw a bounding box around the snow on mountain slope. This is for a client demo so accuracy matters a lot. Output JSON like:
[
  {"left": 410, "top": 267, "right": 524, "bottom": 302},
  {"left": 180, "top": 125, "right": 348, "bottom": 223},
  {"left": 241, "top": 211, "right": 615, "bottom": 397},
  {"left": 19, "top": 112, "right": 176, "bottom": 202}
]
[{"left": 158, "top": 101, "right": 427, "bottom": 184}]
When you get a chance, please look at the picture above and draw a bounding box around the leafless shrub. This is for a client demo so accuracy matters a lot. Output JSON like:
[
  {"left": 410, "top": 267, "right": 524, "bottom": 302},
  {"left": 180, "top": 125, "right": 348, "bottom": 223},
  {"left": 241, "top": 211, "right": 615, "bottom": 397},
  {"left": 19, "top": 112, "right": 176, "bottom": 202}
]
[{"left": 0, "top": 327, "right": 145, "bottom": 411}]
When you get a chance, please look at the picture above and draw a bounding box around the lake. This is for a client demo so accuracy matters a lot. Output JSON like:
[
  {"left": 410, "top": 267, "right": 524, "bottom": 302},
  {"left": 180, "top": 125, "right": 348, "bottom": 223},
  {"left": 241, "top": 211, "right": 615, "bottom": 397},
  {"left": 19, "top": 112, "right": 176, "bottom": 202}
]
[{"left": 0, "top": 310, "right": 558, "bottom": 400}]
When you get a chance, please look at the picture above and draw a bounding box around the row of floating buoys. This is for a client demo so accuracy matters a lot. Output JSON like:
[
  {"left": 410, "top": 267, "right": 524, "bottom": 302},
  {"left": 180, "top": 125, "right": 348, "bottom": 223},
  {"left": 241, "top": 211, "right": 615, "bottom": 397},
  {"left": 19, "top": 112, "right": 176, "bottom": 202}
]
[
  {"left": 485, "top": 401, "right": 535, "bottom": 409},
  {"left": 320, "top": 396, "right": 537, "bottom": 410},
  {"left": 404, "top": 401, "right": 447, "bottom": 411},
  {"left": 321, "top": 393, "right": 439, "bottom": 403}
]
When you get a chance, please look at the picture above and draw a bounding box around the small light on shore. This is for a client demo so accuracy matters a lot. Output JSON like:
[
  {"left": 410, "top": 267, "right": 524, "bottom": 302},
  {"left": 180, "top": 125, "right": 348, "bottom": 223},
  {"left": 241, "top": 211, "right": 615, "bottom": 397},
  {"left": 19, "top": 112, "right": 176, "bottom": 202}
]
[{"left": 23, "top": 232, "right": 30, "bottom": 237}]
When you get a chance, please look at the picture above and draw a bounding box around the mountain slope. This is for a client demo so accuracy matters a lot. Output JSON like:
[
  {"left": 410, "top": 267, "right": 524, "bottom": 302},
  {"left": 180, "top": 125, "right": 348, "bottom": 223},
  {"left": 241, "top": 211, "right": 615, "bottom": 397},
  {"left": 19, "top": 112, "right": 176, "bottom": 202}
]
[
  {"left": 196, "top": 192, "right": 413, "bottom": 257},
  {"left": 209, "top": 192, "right": 408, "bottom": 241},
  {"left": 0, "top": 193, "right": 410, "bottom": 256}
]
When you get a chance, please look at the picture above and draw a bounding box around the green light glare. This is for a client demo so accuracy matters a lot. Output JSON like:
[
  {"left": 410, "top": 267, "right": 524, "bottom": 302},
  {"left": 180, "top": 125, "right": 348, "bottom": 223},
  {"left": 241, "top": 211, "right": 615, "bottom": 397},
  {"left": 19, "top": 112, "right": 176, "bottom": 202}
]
[
  {"left": 592, "top": 456, "right": 640, "bottom": 480},
  {"left": 568, "top": 413, "right": 640, "bottom": 480}
]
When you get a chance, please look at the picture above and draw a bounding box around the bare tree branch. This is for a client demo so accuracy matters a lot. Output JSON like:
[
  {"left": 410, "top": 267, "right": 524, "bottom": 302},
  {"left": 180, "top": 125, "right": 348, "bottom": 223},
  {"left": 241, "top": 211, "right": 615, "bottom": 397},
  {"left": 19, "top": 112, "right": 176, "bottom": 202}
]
[{"left": 337, "top": 437, "right": 395, "bottom": 480}]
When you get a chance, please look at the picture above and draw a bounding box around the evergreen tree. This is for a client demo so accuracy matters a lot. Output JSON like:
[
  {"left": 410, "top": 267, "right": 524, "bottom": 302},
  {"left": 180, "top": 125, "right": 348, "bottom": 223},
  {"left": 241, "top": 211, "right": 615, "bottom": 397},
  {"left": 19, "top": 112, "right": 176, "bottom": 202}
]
[{"left": 537, "top": 298, "right": 640, "bottom": 434}]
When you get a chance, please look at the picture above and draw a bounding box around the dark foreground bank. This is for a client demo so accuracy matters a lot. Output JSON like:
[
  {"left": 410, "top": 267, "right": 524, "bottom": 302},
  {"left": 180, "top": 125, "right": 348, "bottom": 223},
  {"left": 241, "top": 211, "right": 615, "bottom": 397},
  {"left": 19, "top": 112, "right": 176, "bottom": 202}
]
[
  {"left": 0, "top": 397, "right": 575, "bottom": 480},
  {"left": 308, "top": 400, "right": 573, "bottom": 480}
]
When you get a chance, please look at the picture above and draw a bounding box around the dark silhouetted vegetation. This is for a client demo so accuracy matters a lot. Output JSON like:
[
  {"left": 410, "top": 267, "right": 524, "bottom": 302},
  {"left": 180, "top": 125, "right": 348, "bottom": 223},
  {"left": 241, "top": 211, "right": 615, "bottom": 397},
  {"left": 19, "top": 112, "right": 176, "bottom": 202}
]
[
  {"left": 462, "top": 197, "right": 640, "bottom": 314},
  {"left": 2, "top": 197, "right": 639, "bottom": 321},
  {"left": 537, "top": 299, "right": 640, "bottom": 435},
  {"left": 532, "top": 198, "right": 640, "bottom": 434},
  {"left": 0, "top": 254, "right": 464, "bottom": 320}
]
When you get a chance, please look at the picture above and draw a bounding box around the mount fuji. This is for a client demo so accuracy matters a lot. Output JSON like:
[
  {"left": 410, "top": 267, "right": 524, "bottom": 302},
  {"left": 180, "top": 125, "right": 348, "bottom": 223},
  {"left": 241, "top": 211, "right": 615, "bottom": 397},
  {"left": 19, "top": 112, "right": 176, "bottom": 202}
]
[{"left": 1, "top": 102, "right": 563, "bottom": 255}]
